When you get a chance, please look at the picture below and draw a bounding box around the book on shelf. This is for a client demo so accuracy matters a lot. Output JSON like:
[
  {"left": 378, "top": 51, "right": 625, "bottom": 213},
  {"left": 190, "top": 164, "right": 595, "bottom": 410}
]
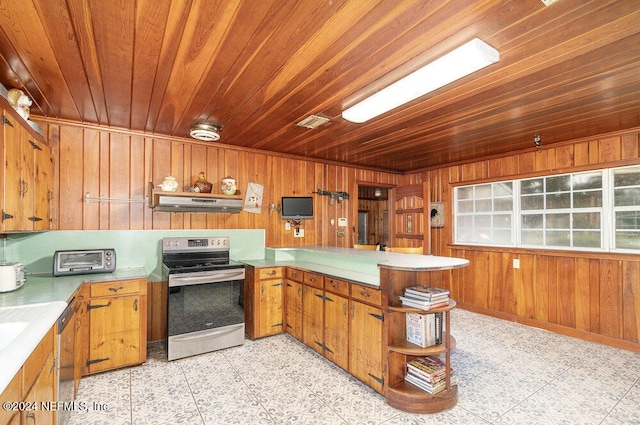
[
  {"left": 407, "top": 355, "right": 449, "bottom": 376},
  {"left": 404, "top": 355, "right": 457, "bottom": 395},
  {"left": 404, "top": 286, "right": 450, "bottom": 301},
  {"left": 406, "top": 312, "right": 443, "bottom": 347},
  {"left": 399, "top": 296, "right": 449, "bottom": 311},
  {"left": 404, "top": 371, "right": 458, "bottom": 395}
]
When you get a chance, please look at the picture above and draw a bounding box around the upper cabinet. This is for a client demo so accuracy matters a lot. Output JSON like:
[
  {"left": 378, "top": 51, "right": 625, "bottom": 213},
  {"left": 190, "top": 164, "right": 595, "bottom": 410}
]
[{"left": 1, "top": 98, "right": 52, "bottom": 232}]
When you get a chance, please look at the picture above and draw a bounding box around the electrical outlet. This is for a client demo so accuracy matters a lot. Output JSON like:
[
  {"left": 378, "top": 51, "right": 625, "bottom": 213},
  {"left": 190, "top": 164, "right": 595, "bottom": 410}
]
[
  {"left": 294, "top": 228, "right": 304, "bottom": 238},
  {"left": 513, "top": 259, "right": 520, "bottom": 269},
  {"left": 337, "top": 229, "right": 345, "bottom": 237},
  {"left": 285, "top": 221, "right": 291, "bottom": 231}
]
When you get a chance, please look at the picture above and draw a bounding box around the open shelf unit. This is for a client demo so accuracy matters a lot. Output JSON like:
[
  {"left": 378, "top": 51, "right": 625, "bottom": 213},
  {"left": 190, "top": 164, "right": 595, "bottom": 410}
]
[{"left": 381, "top": 266, "right": 458, "bottom": 414}]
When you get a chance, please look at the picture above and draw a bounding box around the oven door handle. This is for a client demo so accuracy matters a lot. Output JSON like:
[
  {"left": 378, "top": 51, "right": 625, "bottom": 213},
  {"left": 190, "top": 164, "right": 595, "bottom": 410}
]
[{"left": 169, "top": 270, "right": 245, "bottom": 287}]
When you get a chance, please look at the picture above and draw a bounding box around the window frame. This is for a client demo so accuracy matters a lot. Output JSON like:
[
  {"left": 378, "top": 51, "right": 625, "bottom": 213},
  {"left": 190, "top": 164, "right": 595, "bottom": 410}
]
[{"left": 453, "top": 164, "right": 639, "bottom": 254}]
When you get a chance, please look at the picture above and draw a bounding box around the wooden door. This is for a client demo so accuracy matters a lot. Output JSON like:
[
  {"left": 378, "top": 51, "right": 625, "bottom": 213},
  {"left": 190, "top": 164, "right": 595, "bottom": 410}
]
[
  {"left": 302, "top": 285, "right": 324, "bottom": 354},
  {"left": 285, "top": 279, "right": 303, "bottom": 341},
  {"left": 323, "top": 292, "right": 349, "bottom": 370},
  {"left": 349, "top": 300, "right": 384, "bottom": 393},
  {"left": 88, "top": 295, "right": 142, "bottom": 374},
  {"left": 258, "top": 279, "right": 284, "bottom": 337},
  {"left": 391, "top": 182, "right": 430, "bottom": 253}
]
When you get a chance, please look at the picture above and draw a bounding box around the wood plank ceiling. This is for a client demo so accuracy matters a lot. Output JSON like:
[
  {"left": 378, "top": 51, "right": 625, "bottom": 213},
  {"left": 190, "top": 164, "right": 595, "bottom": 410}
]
[{"left": 0, "top": 0, "right": 639, "bottom": 172}]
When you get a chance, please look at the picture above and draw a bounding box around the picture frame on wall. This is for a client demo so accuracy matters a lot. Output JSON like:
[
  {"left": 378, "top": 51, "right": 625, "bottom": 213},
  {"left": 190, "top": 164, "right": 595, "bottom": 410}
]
[{"left": 430, "top": 202, "right": 445, "bottom": 228}]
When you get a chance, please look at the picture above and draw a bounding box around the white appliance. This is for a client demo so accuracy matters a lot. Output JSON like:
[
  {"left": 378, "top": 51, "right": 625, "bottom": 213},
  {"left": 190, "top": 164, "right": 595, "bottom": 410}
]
[{"left": 0, "top": 262, "right": 25, "bottom": 292}]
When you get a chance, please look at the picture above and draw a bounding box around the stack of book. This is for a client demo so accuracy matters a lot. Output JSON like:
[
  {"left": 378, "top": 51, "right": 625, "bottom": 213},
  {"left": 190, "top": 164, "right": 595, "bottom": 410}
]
[
  {"left": 406, "top": 311, "right": 443, "bottom": 347},
  {"left": 399, "top": 286, "right": 450, "bottom": 311},
  {"left": 404, "top": 355, "right": 457, "bottom": 395}
]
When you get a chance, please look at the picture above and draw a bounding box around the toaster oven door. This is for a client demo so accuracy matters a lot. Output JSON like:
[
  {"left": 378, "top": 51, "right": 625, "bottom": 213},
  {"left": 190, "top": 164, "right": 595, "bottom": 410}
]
[{"left": 54, "top": 250, "right": 107, "bottom": 276}]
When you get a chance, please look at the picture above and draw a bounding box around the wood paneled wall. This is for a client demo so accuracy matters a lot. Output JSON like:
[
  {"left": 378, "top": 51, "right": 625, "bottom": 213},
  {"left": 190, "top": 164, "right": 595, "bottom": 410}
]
[
  {"left": 41, "top": 119, "right": 399, "bottom": 247},
  {"left": 402, "top": 130, "right": 640, "bottom": 351},
  {"left": 357, "top": 198, "right": 389, "bottom": 246}
]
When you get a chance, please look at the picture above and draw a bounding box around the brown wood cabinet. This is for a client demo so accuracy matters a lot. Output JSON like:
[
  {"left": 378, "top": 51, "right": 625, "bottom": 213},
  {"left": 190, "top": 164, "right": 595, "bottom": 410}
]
[
  {"left": 245, "top": 266, "right": 284, "bottom": 339},
  {"left": 248, "top": 265, "right": 384, "bottom": 393},
  {"left": 284, "top": 268, "right": 303, "bottom": 340},
  {"left": 85, "top": 278, "right": 147, "bottom": 374},
  {"left": 323, "top": 290, "right": 349, "bottom": 370},
  {"left": 302, "top": 284, "right": 324, "bottom": 353},
  {"left": 1, "top": 102, "right": 52, "bottom": 232},
  {"left": 349, "top": 283, "right": 384, "bottom": 393},
  {"left": 0, "top": 325, "right": 56, "bottom": 425}
]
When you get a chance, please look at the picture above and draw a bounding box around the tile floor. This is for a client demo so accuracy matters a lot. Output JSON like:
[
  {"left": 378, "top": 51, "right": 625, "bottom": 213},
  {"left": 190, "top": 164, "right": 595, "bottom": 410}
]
[{"left": 67, "top": 309, "right": 640, "bottom": 424}]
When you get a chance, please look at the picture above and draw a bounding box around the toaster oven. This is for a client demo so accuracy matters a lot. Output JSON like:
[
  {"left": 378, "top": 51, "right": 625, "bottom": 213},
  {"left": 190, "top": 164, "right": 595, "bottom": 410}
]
[{"left": 53, "top": 249, "right": 116, "bottom": 276}]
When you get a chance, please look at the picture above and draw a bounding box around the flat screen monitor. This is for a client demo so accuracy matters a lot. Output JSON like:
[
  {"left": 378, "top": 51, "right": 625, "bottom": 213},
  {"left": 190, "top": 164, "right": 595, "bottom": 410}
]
[{"left": 281, "top": 196, "right": 313, "bottom": 220}]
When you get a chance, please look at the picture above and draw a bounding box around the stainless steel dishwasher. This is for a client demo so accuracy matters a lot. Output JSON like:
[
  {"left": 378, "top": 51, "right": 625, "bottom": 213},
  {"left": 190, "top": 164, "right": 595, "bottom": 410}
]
[{"left": 57, "top": 296, "right": 78, "bottom": 425}]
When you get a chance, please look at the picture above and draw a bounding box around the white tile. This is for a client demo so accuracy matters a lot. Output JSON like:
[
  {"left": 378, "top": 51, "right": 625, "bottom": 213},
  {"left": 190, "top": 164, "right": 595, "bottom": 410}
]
[{"left": 66, "top": 311, "right": 640, "bottom": 425}]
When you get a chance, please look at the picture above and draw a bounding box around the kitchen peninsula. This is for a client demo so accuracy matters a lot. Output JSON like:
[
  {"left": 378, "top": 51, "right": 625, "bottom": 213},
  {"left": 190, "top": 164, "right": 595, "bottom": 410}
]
[{"left": 243, "top": 246, "right": 468, "bottom": 413}]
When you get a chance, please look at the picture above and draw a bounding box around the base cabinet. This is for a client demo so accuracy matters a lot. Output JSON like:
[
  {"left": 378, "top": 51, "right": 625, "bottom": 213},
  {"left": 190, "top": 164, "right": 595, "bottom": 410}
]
[
  {"left": 86, "top": 278, "right": 147, "bottom": 374},
  {"left": 246, "top": 267, "right": 284, "bottom": 339},
  {"left": 284, "top": 272, "right": 303, "bottom": 340},
  {"left": 349, "top": 299, "right": 384, "bottom": 393},
  {"left": 0, "top": 326, "right": 56, "bottom": 425},
  {"left": 250, "top": 266, "right": 384, "bottom": 394}
]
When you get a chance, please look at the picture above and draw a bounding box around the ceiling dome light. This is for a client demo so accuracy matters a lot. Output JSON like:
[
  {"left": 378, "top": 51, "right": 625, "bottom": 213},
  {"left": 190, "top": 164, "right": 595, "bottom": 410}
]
[{"left": 189, "top": 123, "right": 221, "bottom": 142}]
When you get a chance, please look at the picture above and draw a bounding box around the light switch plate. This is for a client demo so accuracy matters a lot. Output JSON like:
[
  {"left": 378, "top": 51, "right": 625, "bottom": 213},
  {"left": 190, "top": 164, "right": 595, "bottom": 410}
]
[
  {"left": 338, "top": 218, "right": 347, "bottom": 227},
  {"left": 294, "top": 228, "right": 304, "bottom": 238}
]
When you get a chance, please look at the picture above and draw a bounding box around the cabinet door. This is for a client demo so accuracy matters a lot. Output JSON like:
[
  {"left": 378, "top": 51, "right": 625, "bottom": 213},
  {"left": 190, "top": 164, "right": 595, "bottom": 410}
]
[
  {"left": 323, "top": 292, "right": 349, "bottom": 370},
  {"left": 22, "top": 353, "right": 55, "bottom": 425},
  {"left": 32, "top": 139, "right": 52, "bottom": 230},
  {"left": 258, "top": 278, "right": 283, "bottom": 337},
  {"left": 285, "top": 279, "right": 303, "bottom": 341},
  {"left": 349, "top": 300, "right": 384, "bottom": 393},
  {"left": 88, "top": 295, "right": 143, "bottom": 374},
  {"left": 3, "top": 116, "right": 24, "bottom": 231},
  {"left": 302, "top": 285, "right": 324, "bottom": 354}
]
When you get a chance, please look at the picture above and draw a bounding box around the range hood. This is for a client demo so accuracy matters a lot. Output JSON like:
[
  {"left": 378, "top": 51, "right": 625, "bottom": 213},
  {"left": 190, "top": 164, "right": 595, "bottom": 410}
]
[{"left": 153, "top": 193, "right": 242, "bottom": 213}]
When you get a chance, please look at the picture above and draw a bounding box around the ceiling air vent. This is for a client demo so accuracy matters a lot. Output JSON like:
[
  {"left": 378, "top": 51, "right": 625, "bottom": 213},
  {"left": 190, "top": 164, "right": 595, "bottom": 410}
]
[{"left": 296, "top": 115, "right": 330, "bottom": 129}]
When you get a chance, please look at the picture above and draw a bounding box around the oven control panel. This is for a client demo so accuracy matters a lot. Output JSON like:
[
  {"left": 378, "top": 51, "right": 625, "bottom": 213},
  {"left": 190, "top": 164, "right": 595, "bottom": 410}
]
[{"left": 162, "top": 236, "right": 230, "bottom": 252}]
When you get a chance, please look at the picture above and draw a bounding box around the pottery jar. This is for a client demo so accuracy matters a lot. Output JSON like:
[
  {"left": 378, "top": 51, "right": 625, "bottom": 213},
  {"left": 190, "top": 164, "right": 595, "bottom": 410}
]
[{"left": 221, "top": 176, "right": 237, "bottom": 195}]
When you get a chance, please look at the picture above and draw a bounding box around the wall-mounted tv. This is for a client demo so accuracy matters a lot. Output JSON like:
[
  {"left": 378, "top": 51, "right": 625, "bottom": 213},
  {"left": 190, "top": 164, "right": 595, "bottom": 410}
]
[{"left": 281, "top": 196, "right": 313, "bottom": 220}]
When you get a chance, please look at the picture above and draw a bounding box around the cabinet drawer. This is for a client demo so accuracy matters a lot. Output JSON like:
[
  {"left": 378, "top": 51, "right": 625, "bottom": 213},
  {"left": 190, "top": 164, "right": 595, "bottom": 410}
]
[
  {"left": 23, "top": 326, "right": 54, "bottom": 396},
  {"left": 258, "top": 267, "right": 283, "bottom": 280},
  {"left": 324, "top": 277, "right": 349, "bottom": 296},
  {"left": 90, "top": 279, "right": 141, "bottom": 297},
  {"left": 286, "top": 267, "right": 303, "bottom": 282},
  {"left": 351, "top": 284, "right": 382, "bottom": 306},
  {"left": 303, "top": 271, "right": 324, "bottom": 289}
]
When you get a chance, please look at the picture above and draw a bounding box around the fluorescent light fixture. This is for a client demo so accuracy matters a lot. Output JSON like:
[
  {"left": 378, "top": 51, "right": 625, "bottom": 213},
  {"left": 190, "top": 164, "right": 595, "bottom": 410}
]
[{"left": 342, "top": 38, "right": 499, "bottom": 123}]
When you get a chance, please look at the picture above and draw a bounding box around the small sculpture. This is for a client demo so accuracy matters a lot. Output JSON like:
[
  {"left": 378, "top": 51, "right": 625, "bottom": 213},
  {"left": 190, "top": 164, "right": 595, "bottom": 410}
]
[
  {"left": 193, "top": 172, "right": 213, "bottom": 193},
  {"left": 7, "top": 88, "right": 32, "bottom": 121}
]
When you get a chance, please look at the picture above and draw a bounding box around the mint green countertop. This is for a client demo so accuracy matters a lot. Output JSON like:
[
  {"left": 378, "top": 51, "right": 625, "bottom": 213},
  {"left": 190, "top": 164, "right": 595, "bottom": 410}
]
[
  {"left": 0, "top": 267, "right": 148, "bottom": 308},
  {"left": 242, "top": 246, "right": 469, "bottom": 286},
  {"left": 0, "top": 267, "right": 147, "bottom": 394}
]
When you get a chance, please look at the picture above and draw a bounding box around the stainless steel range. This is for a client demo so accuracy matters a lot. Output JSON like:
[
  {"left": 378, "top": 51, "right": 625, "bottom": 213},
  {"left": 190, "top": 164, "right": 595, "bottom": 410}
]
[{"left": 162, "top": 236, "right": 245, "bottom": 361}]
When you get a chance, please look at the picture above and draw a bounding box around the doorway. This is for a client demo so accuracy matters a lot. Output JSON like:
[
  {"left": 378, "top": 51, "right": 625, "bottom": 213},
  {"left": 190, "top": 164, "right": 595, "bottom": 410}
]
[{"left": 357, "top": 185, "right": 390, "bottom": 248}]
